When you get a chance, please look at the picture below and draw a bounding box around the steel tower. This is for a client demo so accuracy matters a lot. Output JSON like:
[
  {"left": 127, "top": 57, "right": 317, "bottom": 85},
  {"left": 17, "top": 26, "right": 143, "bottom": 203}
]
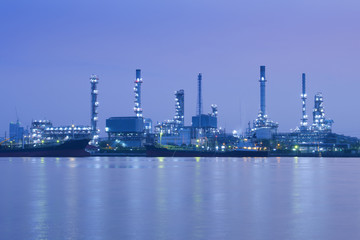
[
  {"left": 197, "top": 73, "right": 203, "bottom": 116},
  {"left": 90, "top": 75, "right": 99, "bottom": 145},
  {"left": 134, "top": 69, "right": 143, "bottom": 117},
  {"left": 300, "top": 73, "right": 308, "bottom": 130}
]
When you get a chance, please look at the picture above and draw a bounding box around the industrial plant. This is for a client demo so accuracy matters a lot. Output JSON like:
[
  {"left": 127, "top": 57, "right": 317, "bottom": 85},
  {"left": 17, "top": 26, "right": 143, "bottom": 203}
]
[{"left": 3, "top": 66, "right": 360, "bottom": 157}]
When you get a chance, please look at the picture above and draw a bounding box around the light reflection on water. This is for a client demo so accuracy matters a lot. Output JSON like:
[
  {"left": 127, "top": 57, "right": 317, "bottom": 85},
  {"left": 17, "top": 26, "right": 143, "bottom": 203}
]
[{"left": 1, "top": 157, "right": 360, "bottom": 239}]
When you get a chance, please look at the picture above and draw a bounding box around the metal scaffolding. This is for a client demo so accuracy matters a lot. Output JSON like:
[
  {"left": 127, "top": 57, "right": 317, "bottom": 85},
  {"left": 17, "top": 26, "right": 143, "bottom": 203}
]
[
  {"left": 134, "top": 69, "right": 143, "bottom": 117},
  {"left": 312, "top": 93, "right": 333, "bottom": 132},
  {"left": 90, "top": 75, "right": 99, "bottom": 145}
]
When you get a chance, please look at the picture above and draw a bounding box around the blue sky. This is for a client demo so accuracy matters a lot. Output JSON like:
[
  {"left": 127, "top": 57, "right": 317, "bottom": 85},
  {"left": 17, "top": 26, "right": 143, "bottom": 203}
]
[{"left": 1, "top": 0, "right": 360, "bottom": 136}]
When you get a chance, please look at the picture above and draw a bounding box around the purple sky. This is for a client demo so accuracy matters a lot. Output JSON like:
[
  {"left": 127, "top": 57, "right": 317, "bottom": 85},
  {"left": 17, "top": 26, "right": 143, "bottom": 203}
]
[{"left": 1, "top": 0, "right": 360, "bottom": 137}]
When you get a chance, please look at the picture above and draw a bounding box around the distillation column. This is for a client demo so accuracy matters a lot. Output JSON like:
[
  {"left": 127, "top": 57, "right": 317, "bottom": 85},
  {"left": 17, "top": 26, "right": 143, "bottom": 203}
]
[
  {"left": 90, "top": 75, "right": 99, "bottom": 145},
  {"left": 134, "top": 69, "right": 143, "bottom": 117},
  {"left": 175, "top": 89, "right": 185, "bottom": 127}
]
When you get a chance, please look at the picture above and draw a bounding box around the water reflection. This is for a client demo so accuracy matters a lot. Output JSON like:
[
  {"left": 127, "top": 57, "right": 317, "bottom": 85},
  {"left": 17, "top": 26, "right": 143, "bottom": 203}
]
[
  {"left": 63, "top": 158, "right": 79, "bottom": 239},
  {"left": 2, "top": 157, "right": 360, "bottom": 239},
  {"left": 30, "top": 159, "right": 49, "bottom": 239}
]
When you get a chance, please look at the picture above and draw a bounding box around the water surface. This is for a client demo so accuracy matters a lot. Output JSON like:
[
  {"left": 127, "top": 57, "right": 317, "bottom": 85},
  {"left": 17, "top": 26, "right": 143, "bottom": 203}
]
[{"left": 1, "top": 157, "right": 360, "bottom": 240}]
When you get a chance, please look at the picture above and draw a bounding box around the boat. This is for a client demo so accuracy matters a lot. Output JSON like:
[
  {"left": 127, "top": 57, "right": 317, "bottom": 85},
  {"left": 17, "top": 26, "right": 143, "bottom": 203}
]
[
  {"left": 0, "top": 138, "right": 91, "bottom": 157},
  {"left": 145, "top": 144, "right": 269, "bottom": 157}
]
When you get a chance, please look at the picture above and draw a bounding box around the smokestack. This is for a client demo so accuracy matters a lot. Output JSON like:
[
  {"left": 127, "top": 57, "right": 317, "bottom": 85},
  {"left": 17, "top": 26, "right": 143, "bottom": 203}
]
[
  {"left": 134, "top": 69, "right": 143, "bottom": 117},
  {"left": 136, "top": 69, "right": 141, "bottom": 79},
  {"left": 197, "top": 73, "right": 202, "bottom": 116},
  {"left": 300, "top": 73, "right": 308, "bottom": 129},
  {"left": 259, "top": 66, "right": 267, "bottom": 115},
  {"left": 302, "top": 73, "right": 306, "bottom": 95}
]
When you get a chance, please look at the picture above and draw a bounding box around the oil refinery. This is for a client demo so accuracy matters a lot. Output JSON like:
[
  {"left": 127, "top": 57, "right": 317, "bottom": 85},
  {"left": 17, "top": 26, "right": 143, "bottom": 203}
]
[{"left": 3, "top": 66, "right": 360, "bottom": 157}]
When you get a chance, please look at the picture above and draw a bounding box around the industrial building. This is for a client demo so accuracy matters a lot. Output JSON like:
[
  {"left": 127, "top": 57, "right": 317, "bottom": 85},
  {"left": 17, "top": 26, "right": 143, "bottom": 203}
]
[
  {"left": 3, "top": 64, "right": 358, "bottom": 156},
  {"left": 42, "top": 125, "right": 91, "bottom": 141},
  {"left": 191, "top": 73, "right": 218, "bottom": 132},
  {"left": 104, "top": 69, "right": 152, "bottom": 148},
  {"left": 1, "top": 74, "right": 98, "bottom": 147},
  {"left": 105, "top": 117, "right": 145, "bottom": 147},
  {"left": 190, "top": 73, "right": 220, "bottom": 147},
  {"left": 30, "top": 120, "right": 53, "bottom": 143},
  {"left": 9, "top": 120, "right": 25, "bottom": 143},
  {"left": 25, "top": 74, "right": 98, "bottom": 145},
  {"left": 273, "top": 131, "right": 358, "bottom": 154},
  {"left": 311, "top": 93, "right": 334, "bottom": 132},
  {"left": 155, "top": 89, "right": 185, "bottom": 135},
  {"left": 191, "top": 114, "right": 217, "bottom": 129},
  {"left": 154, "top": 73, "right": 220, "bottom": 147},
  {"left": 30, "top": 120, "right": 92, "bottom": 143},
  {"left": 293, "top": 73, "right": 333, "bottom": 134},
  {"left": 271, "top": 73, "right": 357, "bottom": 155},
  {"left": 154, "top": 89, "right": 191, "bottom": 146}
]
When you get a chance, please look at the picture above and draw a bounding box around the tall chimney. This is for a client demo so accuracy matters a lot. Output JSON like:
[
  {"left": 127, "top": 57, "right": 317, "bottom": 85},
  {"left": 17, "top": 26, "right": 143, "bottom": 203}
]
[
  {"left": 300, "top": 73, "right": 308, "bottom": 129},
  {"left": 259, "top": 66, "right": 267, "bottom": 115},
  {"left": 197, "top": 73, "right": 202, "bottom": 116}
]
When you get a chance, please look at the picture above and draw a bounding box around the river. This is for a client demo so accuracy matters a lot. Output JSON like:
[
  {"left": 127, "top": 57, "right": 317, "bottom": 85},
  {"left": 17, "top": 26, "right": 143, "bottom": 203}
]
[{"left": 1, "top": 157, "right": 359, "bottom": 239}]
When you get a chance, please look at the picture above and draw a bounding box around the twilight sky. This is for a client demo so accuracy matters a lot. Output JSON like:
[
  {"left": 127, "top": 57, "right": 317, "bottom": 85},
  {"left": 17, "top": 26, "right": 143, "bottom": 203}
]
[{"left": 1, "top": 0, "right": 360, "bottom": 137}]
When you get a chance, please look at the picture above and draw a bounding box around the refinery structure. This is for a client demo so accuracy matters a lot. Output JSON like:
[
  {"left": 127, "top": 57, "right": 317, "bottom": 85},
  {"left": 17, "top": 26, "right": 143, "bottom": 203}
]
[
  {"left": 250, "top": 66, "right": 278, "bottom": 139},
  {"left": 3, "top": 66, "right": 360, "bottom": 157},
  {"left": 2, "top": 75, "right": 100, "bottom": 147}
]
